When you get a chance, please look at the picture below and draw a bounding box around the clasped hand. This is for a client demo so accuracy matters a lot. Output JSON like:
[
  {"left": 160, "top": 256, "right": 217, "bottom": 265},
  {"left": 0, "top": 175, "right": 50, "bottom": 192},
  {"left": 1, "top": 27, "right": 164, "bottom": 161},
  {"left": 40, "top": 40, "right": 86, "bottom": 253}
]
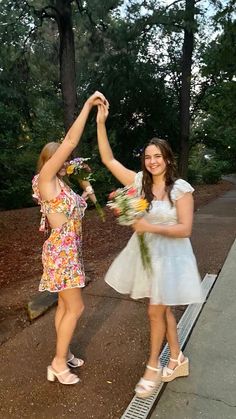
[
  {"left": 132, "top": 218, "right": 152, "bottom": 234},
  {"left": 86, "top": 91, "right": 109, "bottom": 109}
]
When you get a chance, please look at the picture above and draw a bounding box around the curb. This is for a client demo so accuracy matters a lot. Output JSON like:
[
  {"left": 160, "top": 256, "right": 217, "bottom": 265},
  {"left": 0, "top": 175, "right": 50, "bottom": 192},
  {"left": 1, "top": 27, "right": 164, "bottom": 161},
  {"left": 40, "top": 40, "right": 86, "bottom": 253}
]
[
  {"left": 27, "top": 292, "right": 58, "bottom": 321},
  {"left": 27, "top": 266, "right": 94, "bottom": 321}
]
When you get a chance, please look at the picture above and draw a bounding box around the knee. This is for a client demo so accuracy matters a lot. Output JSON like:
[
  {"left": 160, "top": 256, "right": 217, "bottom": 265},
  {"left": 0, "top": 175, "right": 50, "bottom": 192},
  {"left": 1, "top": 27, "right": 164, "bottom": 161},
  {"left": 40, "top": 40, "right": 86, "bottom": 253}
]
[
  {"left": 148, "top": 305, "right": 166, "bottom": 322},
  {"left": 68, "top": 302, "right": 84, "bottom": 320},
  {"left": 79, "top": 303, "right": 85, "bottom": 317},
  {"left": 57, "top": 297, "right": 65, "bottom": 311},
  {"left": 165, "top": 306, "right": 172, "bottom": 319},
  {"left": 165, "top": 306, "right": 176, "bottom": 322}
]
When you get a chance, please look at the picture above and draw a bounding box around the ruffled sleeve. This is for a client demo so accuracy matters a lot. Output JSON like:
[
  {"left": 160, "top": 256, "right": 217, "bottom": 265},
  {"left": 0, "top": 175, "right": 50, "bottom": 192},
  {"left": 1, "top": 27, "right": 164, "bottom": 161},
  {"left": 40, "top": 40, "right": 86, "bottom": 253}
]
[
  {"left": 32, "top": 174, "right": 48, "bottom": 233},
  {"left": 171, "top": 179, "right": 194, "bottom": 201},
  {"left": 134, "top": 171, "right": 143, "bottom": 195},
  {"left": 32, "top": 174, "right": 41, "bottom": 204}
]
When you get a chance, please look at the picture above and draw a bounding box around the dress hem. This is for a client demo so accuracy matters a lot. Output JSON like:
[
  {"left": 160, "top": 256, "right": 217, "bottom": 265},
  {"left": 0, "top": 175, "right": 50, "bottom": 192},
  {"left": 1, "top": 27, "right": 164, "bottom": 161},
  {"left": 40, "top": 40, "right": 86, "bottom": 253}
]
[
  {"left": 105, "top": 281, "right": 204, "bottom": 306},
  {"left": 39, "top": 284, "right": 85, "bottom": 293}
]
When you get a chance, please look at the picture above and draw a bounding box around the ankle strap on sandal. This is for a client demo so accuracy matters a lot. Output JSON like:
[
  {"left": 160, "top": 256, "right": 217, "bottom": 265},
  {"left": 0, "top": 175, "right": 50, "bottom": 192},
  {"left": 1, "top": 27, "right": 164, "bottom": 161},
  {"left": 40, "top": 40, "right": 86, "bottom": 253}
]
[
  {"left": 169, "top": 351, "right": 183, "bottom": 364},
  {"left": 147, "top": 364, "right": 161, "bottom": 372}
]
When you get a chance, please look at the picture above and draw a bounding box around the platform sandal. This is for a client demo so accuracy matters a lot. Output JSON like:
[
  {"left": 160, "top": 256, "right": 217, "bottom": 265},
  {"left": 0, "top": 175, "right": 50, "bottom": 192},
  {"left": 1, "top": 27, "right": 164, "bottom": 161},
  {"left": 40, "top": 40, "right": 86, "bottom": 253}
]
[
  {"left": 67, "top": 354, "right": 84, "bottom": 368},
  {"left": 135, "top": 364, "right": 162, "bottom": 399},
  {"left": 162, "top": 351, "right": 189, "bottom": 382},
  {"left": 47, "top": 366, "right": 80, "bottom": 385}
]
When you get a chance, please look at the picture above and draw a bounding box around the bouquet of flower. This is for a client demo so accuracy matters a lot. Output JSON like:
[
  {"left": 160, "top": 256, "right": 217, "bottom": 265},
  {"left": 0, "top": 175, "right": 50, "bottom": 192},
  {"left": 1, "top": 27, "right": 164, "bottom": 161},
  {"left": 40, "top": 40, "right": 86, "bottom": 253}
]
[
  {"left": 107, "top": 185, "right": 152, "bottom": 274},
  {"left": 65, "top": 157, "right": 94, "bottom": 182},
  {"left": 65, "top": 157, "right": 105, "bottom": 222}
]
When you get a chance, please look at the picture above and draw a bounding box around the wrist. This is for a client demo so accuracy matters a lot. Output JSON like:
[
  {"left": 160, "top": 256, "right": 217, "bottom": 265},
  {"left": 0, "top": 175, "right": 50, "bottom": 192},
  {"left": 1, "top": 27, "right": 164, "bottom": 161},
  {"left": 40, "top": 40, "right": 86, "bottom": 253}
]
[
  {"left": 97, "top": 121, "right": 107, "bottom": 130},
  {"left": 85, "top": 185, "right": 94, "bottom": 195},
  {"left": 152, "top": 224, "right": 160, "bottom": 234},
  {"left": 83, "top": 101, "right": 92, "bottom": 112}
]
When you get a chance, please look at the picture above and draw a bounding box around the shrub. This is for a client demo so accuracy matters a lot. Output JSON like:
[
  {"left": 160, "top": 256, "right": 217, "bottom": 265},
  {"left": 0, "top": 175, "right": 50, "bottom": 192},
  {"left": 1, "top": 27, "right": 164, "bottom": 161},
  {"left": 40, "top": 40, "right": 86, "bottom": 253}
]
[
  {"left": 187, "top": 167, "right": 203, "bottom": 185},
  {"left": 202, "top": 165, "right": 222, "bottom": 184}
]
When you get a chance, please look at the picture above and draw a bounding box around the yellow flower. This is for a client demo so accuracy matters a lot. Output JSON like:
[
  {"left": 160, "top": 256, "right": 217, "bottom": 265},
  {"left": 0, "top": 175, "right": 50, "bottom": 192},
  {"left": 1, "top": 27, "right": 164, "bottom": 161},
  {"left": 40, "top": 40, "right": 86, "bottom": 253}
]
[
  {"left": 66, "top": 164, "right": 76, "bottom": 175},
  {"left": 135, "top": 198, "right": 148, "bottom": 212}
]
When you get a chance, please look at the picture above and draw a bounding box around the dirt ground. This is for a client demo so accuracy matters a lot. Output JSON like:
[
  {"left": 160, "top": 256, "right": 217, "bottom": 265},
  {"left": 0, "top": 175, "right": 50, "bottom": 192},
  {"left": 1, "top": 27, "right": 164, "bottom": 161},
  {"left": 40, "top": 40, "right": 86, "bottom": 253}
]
[{"left": 0, "top": 180, "right": 234, "bottom": 346}]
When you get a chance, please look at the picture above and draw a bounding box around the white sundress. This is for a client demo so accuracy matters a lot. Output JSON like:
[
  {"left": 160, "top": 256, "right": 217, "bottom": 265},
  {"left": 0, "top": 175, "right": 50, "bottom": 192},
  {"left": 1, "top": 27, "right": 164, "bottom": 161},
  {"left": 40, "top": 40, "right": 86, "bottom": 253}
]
[{"left": 105, "top": 172, "right": 204, "bottom": 306}]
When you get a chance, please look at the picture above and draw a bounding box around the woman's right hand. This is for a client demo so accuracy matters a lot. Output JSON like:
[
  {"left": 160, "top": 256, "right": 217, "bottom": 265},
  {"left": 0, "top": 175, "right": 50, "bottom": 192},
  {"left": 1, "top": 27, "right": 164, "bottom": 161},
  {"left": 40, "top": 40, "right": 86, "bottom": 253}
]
[
  {"left": 96, "top": 103, "right": 109, "bottom": 124},
  {"left": 86, "top": 91, "right": 108, "bottom": 109}
]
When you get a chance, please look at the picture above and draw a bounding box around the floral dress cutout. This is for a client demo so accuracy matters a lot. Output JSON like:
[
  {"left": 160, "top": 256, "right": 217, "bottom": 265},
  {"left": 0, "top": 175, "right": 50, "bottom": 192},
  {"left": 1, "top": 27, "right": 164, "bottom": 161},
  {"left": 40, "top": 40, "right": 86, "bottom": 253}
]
[{"left": 32, "top": 174, "right": 87, "bottom": 292}]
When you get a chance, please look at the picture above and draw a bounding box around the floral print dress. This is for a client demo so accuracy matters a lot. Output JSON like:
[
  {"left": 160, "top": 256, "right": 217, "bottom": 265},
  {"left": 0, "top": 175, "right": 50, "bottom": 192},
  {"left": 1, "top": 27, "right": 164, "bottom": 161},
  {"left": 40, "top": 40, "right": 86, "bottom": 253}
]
[{"left": 32, "top": 175, "right": 87, "bottom": 292}]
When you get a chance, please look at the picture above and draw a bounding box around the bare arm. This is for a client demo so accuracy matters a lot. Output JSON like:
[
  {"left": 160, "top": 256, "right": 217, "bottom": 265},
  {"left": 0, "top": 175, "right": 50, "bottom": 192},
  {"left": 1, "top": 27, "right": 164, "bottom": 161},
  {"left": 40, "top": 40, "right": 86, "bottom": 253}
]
[
  {"left": 39, "top": 92, "right": 107, "bottom": 182},
  {"left": 97, "top": 104, "right": 136, "bottom": 186},
  {"left": 133, "top": 193, "right": 194, "bottom": 238}
]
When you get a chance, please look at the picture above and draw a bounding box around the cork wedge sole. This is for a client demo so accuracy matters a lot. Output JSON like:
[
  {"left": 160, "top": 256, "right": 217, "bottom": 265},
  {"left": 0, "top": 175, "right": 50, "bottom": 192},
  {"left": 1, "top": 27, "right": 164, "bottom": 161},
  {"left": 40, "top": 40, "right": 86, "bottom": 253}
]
[{"left": 162, "top": 352, "right": 189, "bottom": 382}]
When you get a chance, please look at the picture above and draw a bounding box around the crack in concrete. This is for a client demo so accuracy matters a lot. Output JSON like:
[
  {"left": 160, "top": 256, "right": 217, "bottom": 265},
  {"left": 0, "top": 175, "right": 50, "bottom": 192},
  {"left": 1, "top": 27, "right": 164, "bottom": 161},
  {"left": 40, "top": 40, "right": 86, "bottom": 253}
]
[{"left": 169, "top": 389, "right": 236, "bottom": 408}]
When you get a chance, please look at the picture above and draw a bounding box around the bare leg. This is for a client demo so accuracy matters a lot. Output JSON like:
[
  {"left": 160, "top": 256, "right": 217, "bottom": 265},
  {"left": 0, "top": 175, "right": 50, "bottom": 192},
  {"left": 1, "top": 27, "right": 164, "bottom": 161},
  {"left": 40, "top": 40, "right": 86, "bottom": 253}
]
[
  {"left": 165, "top": 307, "right": 185, "bottom": 369},
  {"left": 51, "top": 288, "right": 84, "bottom": 373},
  {"left": 142, "top": 304, "right": 167, "bottom": 382},
  {"left": 55, "top": 293, "right": 65, "bottom": 334},
  {"left": 55, "top": 294, "right": 75, "bottom": 363}
]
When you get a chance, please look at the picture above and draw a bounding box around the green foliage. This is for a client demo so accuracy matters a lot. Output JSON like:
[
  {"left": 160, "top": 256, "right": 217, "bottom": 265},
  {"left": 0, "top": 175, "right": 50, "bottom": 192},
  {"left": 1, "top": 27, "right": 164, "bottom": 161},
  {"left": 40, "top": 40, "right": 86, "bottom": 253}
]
[
  {"left": 188, "top": 144, "right": 224, "bottom": 185},
  {"left": 0, "top": 1, "right": 64, "bottom": 209},
  {"left": 75, "top": 5, "right": 180, "bottom": 168},
  {"left": 187, "top": 167, "right": 202, "bottom": 185},
  {"left": 201, "top": 164, "right": 222, "bottom": 184},
  {"left": 192, "top": 13, "right": 236, "bottom": 173},
  {"left": 0, "top": 0, "right": 235, "bottom": 209},
  {"left": 0, "top": 148, "right": 38, "bottom": 209}
]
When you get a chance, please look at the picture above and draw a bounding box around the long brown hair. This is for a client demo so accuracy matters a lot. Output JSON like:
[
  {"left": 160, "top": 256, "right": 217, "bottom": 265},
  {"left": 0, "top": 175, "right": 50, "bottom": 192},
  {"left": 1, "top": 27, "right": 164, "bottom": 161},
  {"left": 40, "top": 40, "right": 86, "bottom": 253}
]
[
  {"left": 141, "top": 138, "right": 178, "bottom": 207},
  {"left": 37, "top": 142, "right": 60, "bottom": 173}
]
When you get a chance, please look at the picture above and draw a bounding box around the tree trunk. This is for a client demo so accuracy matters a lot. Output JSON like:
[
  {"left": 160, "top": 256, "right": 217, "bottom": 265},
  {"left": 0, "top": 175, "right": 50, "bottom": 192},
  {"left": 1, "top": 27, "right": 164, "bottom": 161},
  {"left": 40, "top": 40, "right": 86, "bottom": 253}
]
[
  {"left": 56, "top": 0, "right": 77, "bottom": 132},
  {"left": 178, "top": 0, "right": 195, "bottom": 178}
]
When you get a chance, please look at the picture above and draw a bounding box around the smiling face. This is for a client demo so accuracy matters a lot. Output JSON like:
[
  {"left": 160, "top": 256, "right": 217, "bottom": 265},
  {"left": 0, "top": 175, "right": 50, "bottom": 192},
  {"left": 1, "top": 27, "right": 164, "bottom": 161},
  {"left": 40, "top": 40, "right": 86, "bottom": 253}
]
[{"left": 144, "top": 144, "right": 167, "bottom": 178}]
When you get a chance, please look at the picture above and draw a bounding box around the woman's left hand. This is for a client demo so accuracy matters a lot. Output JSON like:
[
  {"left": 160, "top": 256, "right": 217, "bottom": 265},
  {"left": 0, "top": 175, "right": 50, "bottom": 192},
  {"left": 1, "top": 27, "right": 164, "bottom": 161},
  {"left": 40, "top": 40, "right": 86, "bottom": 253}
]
[
  {"left": 96, "top": 103, "right": 109, "bottom": 124},
  {"left": 86, "top": 91, "right": 109, "bottom": 109},
  {"left": 132, "top": 218, "right": 152, "bottom": 233}
]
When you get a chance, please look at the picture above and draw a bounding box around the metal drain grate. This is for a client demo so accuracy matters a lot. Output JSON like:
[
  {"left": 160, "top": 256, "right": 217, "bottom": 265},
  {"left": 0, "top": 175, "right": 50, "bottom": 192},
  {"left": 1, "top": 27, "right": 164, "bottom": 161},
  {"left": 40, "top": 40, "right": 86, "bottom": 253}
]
[{"left": 121, "top": 273, "right": 217, "bottom": 419}]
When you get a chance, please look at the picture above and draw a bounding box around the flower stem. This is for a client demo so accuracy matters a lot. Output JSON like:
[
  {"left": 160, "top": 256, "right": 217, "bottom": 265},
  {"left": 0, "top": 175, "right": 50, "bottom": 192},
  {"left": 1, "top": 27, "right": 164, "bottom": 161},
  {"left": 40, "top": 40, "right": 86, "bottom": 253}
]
[
  {"left": 138, "top": 234, "right": 152, "bottom": 275},
  {"left": 95, "top": 201, "right": 106, "bottom": 222}
]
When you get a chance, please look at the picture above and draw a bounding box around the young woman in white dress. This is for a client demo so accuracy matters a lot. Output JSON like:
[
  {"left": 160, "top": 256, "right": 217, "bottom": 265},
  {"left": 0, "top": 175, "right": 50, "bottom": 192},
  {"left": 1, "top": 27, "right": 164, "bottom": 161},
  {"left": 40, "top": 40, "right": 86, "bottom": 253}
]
[{"left": 96, "top": 103, "right": 204, "bottom": 398}]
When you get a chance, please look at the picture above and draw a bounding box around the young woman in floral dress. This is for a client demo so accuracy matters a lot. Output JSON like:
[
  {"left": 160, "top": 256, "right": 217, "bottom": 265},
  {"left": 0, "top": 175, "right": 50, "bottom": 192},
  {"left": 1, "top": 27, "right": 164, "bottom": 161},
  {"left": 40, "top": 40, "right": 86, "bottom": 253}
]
[
  {"left": 32, "top": 91, "right": 108, "bottom": 385},
  {"left": 96, "top": 102, "right": 204, "bottom": 398}
]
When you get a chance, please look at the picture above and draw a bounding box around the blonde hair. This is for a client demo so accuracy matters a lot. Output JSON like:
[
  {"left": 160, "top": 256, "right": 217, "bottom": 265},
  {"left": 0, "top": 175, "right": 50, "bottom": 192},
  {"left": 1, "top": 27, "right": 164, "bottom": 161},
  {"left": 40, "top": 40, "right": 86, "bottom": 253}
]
[{"left": 37, "top": 142, "right": 60, "bottom": 173}]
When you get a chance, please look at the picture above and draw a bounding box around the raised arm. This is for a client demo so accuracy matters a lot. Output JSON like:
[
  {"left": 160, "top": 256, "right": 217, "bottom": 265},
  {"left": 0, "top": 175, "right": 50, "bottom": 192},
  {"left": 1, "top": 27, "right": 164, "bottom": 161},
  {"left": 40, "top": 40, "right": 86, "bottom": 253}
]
[
  {"left": 40, "top": 92, "right": 107, "bottom": 182},
  {"left": 96, "top": 104, "right": 136, "bottom": 186}
]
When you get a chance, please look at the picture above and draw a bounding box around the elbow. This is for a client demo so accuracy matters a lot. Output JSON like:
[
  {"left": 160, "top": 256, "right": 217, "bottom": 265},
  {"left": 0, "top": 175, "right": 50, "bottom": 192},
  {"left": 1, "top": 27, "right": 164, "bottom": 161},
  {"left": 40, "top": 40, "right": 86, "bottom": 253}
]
[
  {"left": 101, "top": 157, "right": 114, "bottom": 170},
  {"left": 101, "top": 157, "right": 109, "bottom": 166},
  {"left": 102, "top": 158, "right": 111, "bottom": 169},
  {"left": 183, "top": 228, "right": 192, "bottom": 238},
  {"left": 176, "top": 224, "right": 192, "bottom": 238},
  {"left": 184, "top": 233, "right": 191, "bottom": 238}
]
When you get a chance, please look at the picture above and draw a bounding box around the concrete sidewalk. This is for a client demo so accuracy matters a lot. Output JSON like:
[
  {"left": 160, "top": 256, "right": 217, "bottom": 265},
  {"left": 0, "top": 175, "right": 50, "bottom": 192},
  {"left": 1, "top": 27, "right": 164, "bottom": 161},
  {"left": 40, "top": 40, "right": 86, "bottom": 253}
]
[
  {"left": 0, "top": 180, "right": 236, "bottom": 419},
  {"left": 151, "top": 175, "right": 236, "bottom": 419},
  {"left": 151, "top": 239, "right": 236, "bottom": 419}
]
